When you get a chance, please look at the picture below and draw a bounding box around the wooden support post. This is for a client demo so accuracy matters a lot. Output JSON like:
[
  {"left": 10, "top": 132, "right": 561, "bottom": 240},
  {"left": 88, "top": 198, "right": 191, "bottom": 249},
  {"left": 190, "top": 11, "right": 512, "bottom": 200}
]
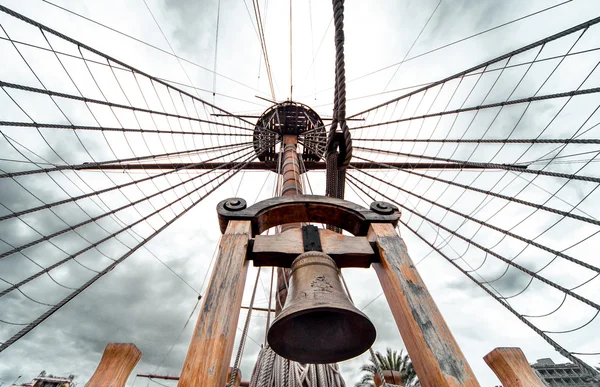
[
  {"left": 484, "top": 348, "right": 545, "bottom": 387},
  {"left": 87, "top": 343, "right": 142, "bottom": 387},
  {"left": 368, "top": 223, "right": 479, "bottom": 387},
  {"left": 178, "top": 220, "right": 251, "bottom": 387}
]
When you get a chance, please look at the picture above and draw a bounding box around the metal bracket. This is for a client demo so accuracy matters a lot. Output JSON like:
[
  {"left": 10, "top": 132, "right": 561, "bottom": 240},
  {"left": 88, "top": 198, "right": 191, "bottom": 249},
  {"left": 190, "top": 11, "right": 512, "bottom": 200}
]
[
  {"left": 217, "top": 195, "right": 400, "bottom": 236},
  {"left": 301, "top": 225, "right": 323, "bottom": 252}
]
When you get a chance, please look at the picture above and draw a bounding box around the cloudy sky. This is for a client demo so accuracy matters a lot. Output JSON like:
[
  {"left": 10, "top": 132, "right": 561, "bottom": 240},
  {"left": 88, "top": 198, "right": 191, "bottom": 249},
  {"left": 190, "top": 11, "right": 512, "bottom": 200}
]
[{"left": 1, "top": 0, "right": 600, "bottom": 386}]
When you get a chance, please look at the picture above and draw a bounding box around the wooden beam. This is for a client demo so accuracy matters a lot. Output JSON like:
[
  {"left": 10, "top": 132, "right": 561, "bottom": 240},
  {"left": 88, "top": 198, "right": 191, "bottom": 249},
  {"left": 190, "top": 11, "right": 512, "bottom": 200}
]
[
  {"left": 252, "top": 228, "right": 374, "bottom": 268},
  {"left": 484, "top": 348, "right": 545, "bottom": 387},
  {"left": 80, "top": 161, "right": 512, "bottom": 171},
  {"left": 217, "top": 195, "right": 400, "bottom": 236},
  {"left": 87, "top": 343, "right": 142, "bottom": 387},
  {"left": 368, "top": 223, "right": 479, "bottom": 387},
  {"left": 178, "top": 221, "right": 251, "bottom": 387}
]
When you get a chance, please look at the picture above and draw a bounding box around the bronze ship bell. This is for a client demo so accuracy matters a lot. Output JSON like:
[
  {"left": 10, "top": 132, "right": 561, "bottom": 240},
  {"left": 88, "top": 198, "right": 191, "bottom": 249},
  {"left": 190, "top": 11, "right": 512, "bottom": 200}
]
[{"left": 267, "top": 251, "right": 376, "bottom": 364}]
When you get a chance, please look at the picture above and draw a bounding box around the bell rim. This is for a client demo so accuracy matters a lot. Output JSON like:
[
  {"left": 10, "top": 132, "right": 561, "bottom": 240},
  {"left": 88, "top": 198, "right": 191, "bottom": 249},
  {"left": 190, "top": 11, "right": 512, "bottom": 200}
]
[{"left": 267, "top": 305, "right": 377, "bottom": 364}]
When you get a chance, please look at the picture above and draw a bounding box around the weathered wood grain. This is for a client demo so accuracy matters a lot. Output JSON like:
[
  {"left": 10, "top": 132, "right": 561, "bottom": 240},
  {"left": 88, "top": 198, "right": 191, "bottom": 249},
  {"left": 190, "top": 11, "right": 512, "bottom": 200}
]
[
  {"left": 178, "top": 221, "right": 251, "bottom": 387},
  {"left": 368, "top": 223, "right": 479, "bottom": 387},
  {"left": 252, "top": 228, "right": 374, "bottom": 268},
  {"left": 87, "top": 343, "right": 141, "bottom": 387},
  {"left": 484, "top": 347, "right": 544, "bottom": 387}
]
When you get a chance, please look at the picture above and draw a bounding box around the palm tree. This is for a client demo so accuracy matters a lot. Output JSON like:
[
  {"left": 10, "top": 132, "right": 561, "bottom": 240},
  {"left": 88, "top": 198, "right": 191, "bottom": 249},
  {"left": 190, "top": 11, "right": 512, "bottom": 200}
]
[{"left": 355, "top": 348, "right": 419, "bottom": 387}]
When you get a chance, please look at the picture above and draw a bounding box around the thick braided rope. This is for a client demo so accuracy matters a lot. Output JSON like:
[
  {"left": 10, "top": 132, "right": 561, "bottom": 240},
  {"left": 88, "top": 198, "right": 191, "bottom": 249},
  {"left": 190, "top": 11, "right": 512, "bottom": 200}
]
[
  {"left": 326, "top": 0, "right": 352, "bottom": 168},
  {"left": 249, "top": 347, "right": 347, "bottom": 386}
]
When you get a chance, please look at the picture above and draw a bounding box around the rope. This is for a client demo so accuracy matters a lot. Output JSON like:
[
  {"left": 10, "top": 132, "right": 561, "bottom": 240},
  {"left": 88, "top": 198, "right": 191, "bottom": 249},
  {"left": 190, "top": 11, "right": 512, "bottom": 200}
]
[
  {"left": 324, "top": 0, "right": 352, "bottom": 204},
  {"left": 326, "top": 0, "right": 352, "bottom": 168},
  {"left": 229, "top": 270, "right": 261, "bottom": 386},
  {"left": 249, "top": 347, "right": 347, "bottom": 387}
]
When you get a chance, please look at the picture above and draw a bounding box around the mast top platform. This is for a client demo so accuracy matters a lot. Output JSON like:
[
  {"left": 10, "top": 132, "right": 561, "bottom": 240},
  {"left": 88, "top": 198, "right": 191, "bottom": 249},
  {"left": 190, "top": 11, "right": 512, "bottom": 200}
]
[{"left": 253, "top": 101, "right": 326, "bottom": 163}]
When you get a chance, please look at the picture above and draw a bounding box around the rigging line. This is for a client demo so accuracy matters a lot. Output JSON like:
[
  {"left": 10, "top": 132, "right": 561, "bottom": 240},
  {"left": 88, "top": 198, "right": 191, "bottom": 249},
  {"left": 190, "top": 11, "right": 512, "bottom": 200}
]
[
  {"left": 5, "top": 45, "right": 211, "bottom": 307},
  {"left": 0, "top": 139, "right": 251, "bottom": 179},
  {"left": 307, "top": 0, "right": 316, "bottom": 100},
  {"left": 353, "top": 137, "right": 600, "bottom": 145},
  {"left": 158, "top": 77, "right": 268, "bottom": 107},
  {"left": 421, "top": 46, "right": 599, "bottom": 242},
  {"left": 0, "top": 33, "right": 264, "bottom": 107},
  {"left": 383, "top": 0, "right": 443, "bottom": 92},
  {"left": 0, "top": 150, "right": 246, "bottom": 260},
  {"left": 0, "top": 275, "right": 58, "bottom": 307},
  {"left": 265, "top": 267, "right": 274, "bottom": 346},
  {"left": 542, "top": 309, "right": 600, "bottom": 334},
  {"left": 401, "top": 219, "right": 600, "bottom": 379},
  {"left": 297, "top": 16, "right": 333, "bottom": 98},
  {"left": 348, "top": 175, "right": 600, "bottom": 312},
  {"left": 154, "top": 298, "right": 201, "bottom": 374},
  {"left": 0, "top": 5, "right": 258, "bottom": 129},
  {"left": 38, "top": 0, "right": 265, "bottom": 95},
  {"left": 0, "top": 121, "right": 253, "bottom": 137},
  {"left": 0, "top": 145, "right": 270, "bottom": 354},
  {"left": 0, "top": 318, "right": 29, "bottom": 326},
  {"left": 0, "top": 81, "right": 254, "bottom": 131},
  {"left": 229, "top": 269, "right": 261, "bottom": 386},
  {"left": 213, "top": 0, "right": 221, "bottom": 103},
  {"left": 0, "top": 144, "right": 252, "bottom": 222},
  {"left": 355, "top": 157, "right": 600, "bottom": 227},
  {"left": 520, "top": 111, "right": 600, "bottom": 167},
  {"left": 523, "top": 149, "right": 600, "bottom": 165},
  {"left": 523, "top": 294, "right": 568, "bottom": 319},
  {"left": 0, "top": 133, "right": 127, "bottom": 272},
  {"left": 349, "top": 9, "right": 599, "bottom": 119},
  {"left": 350, "top": 170, "right": 576, "bottom": 314},
  {"left": 349, "top": 171, "right": 499, "bottom": 296},
  {"left": 0, "top": 156, "right": 251, "bottom": 299},
  {"left": 241, "top": 0, "right": 261, "bottom": 43},
  {"left": 147, "top": 377, "right": 170, "bottom": 387},
  {"left": 351, "top": 166, "right": 600, "bottom": 274},
  {"left": 353, "top": 146, "right": 600, "bottom": 184},
  {"left": 351, "top": 0, "right": 573, "bottom": 97},
  {"left": 69, "top": 39, "right": 182, "bottom": 226},
  {"left": 351, "top": 86, "right": 600, "bottom": 130},
  {"left": 348, "top": 170, "right": 468, "bottom": 276},
  {"left": 0, "top": 132, "right": 155, "bottom": 274},
  {"left": 289, "top": 0, "right": 293, "bottom": 100},
  {"left": 325, "top": 44, "right": 600, "bottom": 107},
  {"left": 0, "top": 157, "right": 55, "bottom": 166},
  {"left": 252, "top": 0, "right": 276, "bottom": 100}
]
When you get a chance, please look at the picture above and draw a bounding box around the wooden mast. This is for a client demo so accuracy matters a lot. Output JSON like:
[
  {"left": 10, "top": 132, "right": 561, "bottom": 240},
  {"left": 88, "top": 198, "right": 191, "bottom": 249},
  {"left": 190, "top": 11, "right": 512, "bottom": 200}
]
[
  {"left": 275, "top": 134, "right": 303, "bottom": 315},
  {"left": 179, "top": 103, "right": 481, "bottom": 386}
]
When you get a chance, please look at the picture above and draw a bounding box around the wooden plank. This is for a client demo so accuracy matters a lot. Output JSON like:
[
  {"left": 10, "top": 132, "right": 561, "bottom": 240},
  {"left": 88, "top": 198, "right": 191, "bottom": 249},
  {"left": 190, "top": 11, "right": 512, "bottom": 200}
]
[
  {"left": 178, "top": 221, "right": 251, "bottom": 387},
  {"left": 368, "top": 223, "right": 479, "bottom": 387},
  {"left": 484, "top": 348, "right": 545, "bottom": 387},
  {"left": 252, "top": 228, "right": 374, "bottom": 268},
  {"left": 87, "top": 343, "right": 142, "bottom": 387}
]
